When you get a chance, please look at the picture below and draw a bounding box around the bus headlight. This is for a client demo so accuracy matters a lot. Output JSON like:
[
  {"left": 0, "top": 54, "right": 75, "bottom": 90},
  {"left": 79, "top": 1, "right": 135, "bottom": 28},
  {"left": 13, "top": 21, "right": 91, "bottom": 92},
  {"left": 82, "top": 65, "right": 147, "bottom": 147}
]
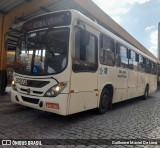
[
  {"left": 11, "top": 80, "right": 17, "bottom": 91},
  {"left": 12, "top": 80, "right": 15, "bottom": 85},
  {"left": 45, "top": 82, "right": 67, "bottom": 97}
]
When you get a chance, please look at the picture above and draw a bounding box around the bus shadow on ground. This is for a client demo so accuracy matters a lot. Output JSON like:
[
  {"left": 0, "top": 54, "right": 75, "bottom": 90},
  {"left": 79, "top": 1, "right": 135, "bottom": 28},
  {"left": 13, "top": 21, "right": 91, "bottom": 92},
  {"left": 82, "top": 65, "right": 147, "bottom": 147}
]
[
  {"left": 111, "top": 95, "right": 153, "bottom": 110},
  {"left": 35, "top": 95, "right": 154, "bottom": 124}
]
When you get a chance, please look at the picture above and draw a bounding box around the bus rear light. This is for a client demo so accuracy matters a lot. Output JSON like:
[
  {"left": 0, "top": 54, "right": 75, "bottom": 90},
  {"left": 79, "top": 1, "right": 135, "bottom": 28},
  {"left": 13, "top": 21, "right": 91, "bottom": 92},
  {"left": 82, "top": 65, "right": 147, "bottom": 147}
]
[{"left": 44, "top": 82, "right": 67, "bottom": 97}]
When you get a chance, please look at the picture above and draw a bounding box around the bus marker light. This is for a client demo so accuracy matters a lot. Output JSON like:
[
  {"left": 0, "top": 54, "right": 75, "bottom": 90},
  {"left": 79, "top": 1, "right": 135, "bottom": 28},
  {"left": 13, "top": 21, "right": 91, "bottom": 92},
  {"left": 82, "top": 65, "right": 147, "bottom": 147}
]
[
  {"left": 60, "top": 82, "right": 67, "bottom": 87},
  {"left": 46, "top": 102, "right": 59, "bottom": 109},
  {"left": 70, "top": 90, "right": 74, "bottom": 93}
]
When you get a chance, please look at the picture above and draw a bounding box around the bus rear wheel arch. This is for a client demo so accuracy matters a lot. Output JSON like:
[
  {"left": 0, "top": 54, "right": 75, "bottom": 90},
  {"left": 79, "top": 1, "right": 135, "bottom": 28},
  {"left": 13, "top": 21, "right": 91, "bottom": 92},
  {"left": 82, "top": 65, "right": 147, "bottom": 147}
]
[{"left": 98, "top": 85, "right": 113, "bottom": 114}]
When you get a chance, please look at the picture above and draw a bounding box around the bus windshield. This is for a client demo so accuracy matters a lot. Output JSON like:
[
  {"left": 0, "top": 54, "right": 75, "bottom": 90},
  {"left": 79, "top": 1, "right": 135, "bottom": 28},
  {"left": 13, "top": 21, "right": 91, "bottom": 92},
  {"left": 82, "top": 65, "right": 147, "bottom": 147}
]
[{"left": 14, "top": 28, "right": 69, "bottom": 75}]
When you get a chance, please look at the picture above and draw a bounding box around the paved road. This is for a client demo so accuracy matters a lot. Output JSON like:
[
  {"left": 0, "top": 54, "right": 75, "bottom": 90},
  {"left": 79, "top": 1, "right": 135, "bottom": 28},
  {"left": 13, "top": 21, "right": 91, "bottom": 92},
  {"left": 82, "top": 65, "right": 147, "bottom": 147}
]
[{"left": 0, "top": 88, "right": 160, "bottom": 148}]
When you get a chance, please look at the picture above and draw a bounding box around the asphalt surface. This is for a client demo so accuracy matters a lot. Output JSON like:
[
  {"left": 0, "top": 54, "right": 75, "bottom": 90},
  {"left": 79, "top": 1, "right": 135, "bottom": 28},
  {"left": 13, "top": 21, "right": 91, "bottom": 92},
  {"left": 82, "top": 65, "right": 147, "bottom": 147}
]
[{"left": 0, "top": 87, "right": 160, "bottom": 148}]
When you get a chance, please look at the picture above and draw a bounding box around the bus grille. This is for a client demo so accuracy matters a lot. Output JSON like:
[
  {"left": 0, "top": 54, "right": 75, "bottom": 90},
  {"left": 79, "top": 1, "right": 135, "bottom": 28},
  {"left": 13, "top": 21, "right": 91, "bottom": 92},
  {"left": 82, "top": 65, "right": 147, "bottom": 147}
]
[
  {"left": 22, "top": 96, "right": 39, "bottom": 104},
  {"left": 20, "top": 89, "right": 43, "bottom": 95}
]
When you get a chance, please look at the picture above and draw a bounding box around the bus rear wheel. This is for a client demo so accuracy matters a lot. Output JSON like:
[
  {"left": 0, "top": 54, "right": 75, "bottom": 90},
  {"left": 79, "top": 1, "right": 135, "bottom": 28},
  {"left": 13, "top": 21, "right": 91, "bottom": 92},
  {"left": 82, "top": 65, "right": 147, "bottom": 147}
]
[{"left": 98, "top": 88, "right": 110, "bottom": 114}]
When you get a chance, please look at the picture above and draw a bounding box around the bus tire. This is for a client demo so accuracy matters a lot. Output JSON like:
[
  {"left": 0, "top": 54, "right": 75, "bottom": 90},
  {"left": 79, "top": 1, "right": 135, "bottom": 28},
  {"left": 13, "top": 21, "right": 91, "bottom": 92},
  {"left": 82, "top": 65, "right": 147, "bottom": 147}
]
[
  {"left": 98, "top": 88, "right": 111, "bottom": 114},
  {"left": 143, "top": 85, "right": 149, "bottom": 100}
]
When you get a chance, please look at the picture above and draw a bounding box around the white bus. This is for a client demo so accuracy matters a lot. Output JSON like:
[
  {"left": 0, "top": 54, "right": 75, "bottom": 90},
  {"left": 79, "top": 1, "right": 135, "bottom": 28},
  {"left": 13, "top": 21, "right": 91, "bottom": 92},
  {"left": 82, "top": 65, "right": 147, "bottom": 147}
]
[{"left": 11, "top": 10, "right": 157, "bottom": 115}]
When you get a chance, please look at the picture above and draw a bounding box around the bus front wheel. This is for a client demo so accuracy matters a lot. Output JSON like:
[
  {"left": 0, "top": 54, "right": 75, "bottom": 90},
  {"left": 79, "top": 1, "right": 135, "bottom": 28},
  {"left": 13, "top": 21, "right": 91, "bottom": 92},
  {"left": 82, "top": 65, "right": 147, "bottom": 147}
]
[{"left": 98, "top": 88, "right": 110, "bottom": 114}]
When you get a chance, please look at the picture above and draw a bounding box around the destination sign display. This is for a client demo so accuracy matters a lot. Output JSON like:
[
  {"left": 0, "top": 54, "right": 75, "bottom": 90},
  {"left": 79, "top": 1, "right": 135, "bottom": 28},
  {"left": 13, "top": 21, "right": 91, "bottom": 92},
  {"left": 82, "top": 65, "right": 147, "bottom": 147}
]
[{"left": 23, "top": 11, "right": 71, "bottom": 31}]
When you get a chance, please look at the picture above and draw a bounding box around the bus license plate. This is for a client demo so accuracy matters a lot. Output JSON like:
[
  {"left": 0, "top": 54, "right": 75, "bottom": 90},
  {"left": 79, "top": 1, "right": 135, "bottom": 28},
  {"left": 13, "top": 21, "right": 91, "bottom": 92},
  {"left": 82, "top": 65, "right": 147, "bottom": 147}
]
[{"left": 46, "top": 102, "right": 59, "bottom": 109}]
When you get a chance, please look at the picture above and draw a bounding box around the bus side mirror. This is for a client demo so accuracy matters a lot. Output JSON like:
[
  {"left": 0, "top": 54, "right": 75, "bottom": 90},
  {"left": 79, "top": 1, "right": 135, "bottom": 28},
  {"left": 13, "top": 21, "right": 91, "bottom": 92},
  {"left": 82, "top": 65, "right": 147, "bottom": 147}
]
[
  {"left": 4, "top": 31, "right": 18, "bottom": 51},
  {"left": 5, "top": 39, "right": 18, "bottom": 51}
]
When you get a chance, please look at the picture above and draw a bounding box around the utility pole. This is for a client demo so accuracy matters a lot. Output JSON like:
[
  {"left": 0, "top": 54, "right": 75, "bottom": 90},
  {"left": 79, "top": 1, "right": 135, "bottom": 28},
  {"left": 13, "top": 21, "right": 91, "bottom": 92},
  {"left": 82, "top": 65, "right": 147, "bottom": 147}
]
[{"left": 158, "top": 22, "right": 160, "bottom": 59}]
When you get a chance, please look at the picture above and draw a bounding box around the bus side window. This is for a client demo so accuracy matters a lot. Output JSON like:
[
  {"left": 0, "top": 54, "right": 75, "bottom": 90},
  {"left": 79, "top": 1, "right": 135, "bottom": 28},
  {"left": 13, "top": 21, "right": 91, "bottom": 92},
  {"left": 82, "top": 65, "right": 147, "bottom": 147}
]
[
  {"left": 150, "top": 62, "right": 155, "bottom": 74},
  {"left": 129, "top": 50, "right": 138, "bottom": 71},
  {"left": 146, "top": 59, "right": 151, "bottom": 73},
  {"left": 138, "top": 55, "right": 145, "bottom": 72},
  {"left": 154, "top": 63, "right": 157, "bottom": 75},
  {"left": 115, "top": 43, "right": 128, "bottom": 68},
  {"left": 99, "top": 35, "right": 115, "bottom": 66},
  {"left": 143, "top": 57, "right": 147, "bottom": 72},
  {"left": 72, "top": 27, "right": 98, "bottom": 72}
]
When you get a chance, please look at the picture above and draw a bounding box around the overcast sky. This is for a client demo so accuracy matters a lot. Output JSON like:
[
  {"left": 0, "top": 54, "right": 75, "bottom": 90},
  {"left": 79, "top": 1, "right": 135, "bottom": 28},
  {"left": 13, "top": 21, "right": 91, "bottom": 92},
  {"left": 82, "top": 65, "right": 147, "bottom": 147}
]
[{"left": 92, "top": 0, "right": 160, "bottom": 57}]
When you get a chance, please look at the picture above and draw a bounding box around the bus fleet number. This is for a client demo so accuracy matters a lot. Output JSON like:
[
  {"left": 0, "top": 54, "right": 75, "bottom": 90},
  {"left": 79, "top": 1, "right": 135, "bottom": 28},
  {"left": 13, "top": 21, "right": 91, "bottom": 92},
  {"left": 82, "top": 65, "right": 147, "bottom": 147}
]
[{"left": 15, "top": 78, "right": 27, "bottom": 86}]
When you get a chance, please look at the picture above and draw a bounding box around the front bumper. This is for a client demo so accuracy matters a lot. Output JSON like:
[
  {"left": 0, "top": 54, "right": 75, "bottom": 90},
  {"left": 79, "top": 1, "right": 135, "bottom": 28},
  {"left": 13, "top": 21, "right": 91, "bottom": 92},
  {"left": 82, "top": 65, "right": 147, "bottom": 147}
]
[{"left": 11, "top": 88, "right": 69, "bottom": 116}]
